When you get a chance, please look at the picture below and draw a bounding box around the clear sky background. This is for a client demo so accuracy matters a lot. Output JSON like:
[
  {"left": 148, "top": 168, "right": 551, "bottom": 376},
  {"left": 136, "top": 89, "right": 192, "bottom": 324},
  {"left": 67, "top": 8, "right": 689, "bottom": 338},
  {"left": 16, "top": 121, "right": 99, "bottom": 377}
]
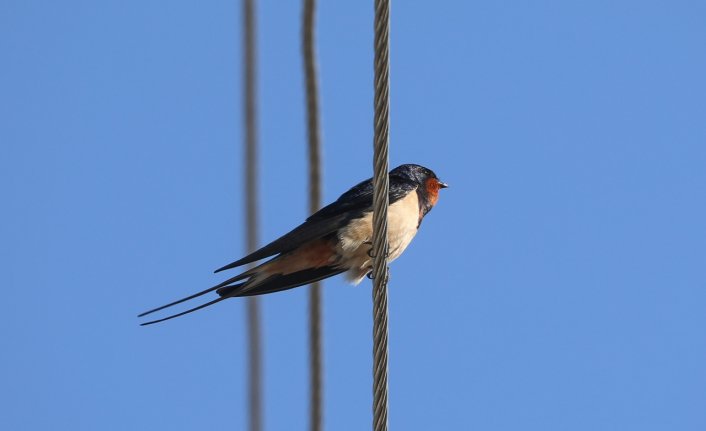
[{"left": 3, "top": 1, "right": 706, "bottom": 430}]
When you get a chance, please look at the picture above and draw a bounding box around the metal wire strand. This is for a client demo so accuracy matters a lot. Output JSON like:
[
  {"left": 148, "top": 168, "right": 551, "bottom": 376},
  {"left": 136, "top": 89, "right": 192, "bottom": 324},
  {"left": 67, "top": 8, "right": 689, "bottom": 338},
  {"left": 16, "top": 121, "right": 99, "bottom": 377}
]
[
  {"left": 302, "top": 0, "right": 324, "bottom": 429},
  {"left": 243, "top": 0, "right": 263, "bottom": 430},
  {"left": 371, "top": 0, "right": 391, "bottom": 430}
]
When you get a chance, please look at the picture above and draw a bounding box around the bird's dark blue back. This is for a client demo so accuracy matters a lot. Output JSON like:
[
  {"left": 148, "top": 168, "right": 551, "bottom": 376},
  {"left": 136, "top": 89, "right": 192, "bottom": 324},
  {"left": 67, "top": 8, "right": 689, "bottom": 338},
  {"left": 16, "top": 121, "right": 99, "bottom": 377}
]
[{"left": 307, "top": 176, "right": 417, "bottom": 223}]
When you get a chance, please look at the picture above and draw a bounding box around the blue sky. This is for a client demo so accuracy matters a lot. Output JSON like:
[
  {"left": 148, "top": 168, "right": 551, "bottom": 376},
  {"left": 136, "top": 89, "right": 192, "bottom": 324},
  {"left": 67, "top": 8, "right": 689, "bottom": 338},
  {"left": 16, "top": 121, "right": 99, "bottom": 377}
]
[{"left": 3, "top": 1, "right": 706, "bottom": 430}]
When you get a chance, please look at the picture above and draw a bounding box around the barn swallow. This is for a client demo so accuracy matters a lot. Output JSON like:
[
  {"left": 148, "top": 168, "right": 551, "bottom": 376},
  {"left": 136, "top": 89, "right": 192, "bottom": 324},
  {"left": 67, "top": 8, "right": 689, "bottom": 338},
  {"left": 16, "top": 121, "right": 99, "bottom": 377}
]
[{"left": 139, "top": 164, "right": 447, "bottom": 325}]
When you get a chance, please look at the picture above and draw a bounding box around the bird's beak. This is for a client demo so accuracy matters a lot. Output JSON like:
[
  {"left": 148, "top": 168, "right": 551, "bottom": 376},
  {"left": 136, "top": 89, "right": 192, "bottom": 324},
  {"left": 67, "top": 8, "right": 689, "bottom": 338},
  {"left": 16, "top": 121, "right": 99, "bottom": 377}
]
[{"left": 438, "top": 181, "right": 449, "bottom": 189}]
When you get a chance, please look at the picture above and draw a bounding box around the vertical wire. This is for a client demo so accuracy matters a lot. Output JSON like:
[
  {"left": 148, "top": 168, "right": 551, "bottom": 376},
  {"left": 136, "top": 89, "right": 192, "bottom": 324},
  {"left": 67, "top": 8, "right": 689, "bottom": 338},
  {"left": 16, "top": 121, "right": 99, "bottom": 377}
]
[
  {"left": 243, "top": 0, "right": 263, "bottom": 430},
  {"left": 371, "top": 0, "right": 391, "bottom": 430},
  {"left": 302, "top": 0, "right": 324, "bottom": 430}
]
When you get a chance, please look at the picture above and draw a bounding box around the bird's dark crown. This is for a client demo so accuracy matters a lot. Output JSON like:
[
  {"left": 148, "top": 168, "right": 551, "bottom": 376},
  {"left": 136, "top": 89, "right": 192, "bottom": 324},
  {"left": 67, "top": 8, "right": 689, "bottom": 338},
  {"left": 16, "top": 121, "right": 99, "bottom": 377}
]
[{"left": 390, "top": 164, "right": 440, "bottom": 185}]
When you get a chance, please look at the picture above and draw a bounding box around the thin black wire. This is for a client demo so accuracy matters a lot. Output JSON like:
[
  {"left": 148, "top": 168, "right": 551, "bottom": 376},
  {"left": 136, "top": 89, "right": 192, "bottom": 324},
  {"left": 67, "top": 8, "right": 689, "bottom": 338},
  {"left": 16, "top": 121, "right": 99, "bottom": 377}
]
[
  {"left": 243, "top": 0, "right": 262, "bottom": 430},
  {"left": 302, "top": 0, "right": 323, "bottom": 430},
  {"left": 371, "top": 0, "right": 390, "bottom": 430}
]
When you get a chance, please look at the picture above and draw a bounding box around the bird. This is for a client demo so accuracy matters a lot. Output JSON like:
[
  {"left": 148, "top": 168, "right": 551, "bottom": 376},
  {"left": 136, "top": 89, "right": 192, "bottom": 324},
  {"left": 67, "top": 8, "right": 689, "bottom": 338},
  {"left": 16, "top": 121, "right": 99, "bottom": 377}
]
[{"left": 138, "top": 164, "right": 447, "bottom": 325}]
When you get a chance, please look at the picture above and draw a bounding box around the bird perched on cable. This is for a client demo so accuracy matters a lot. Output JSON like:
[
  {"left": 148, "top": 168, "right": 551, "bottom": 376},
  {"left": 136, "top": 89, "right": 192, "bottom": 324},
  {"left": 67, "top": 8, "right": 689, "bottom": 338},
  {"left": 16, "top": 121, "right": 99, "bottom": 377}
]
[{"left": 139, "top": 164, "right": 447, "bottom": 325}]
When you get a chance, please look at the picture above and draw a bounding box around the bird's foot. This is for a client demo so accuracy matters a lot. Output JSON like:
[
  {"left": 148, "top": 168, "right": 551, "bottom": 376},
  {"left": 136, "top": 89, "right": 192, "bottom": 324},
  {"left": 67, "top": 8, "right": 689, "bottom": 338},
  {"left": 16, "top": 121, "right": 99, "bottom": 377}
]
[
  {"left": 366, "top": 266, "right": 390, "bottom": 282},
  {"left": 365, "top": 241, "right": 390, "bottom": 259}
]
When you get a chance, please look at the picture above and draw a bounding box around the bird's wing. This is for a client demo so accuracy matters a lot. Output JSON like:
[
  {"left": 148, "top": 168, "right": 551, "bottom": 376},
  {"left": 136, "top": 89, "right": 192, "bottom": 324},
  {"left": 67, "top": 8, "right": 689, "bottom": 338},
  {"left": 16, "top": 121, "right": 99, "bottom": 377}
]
[{"left": 214, "top": 177, "right": 416, "bottom": 273}]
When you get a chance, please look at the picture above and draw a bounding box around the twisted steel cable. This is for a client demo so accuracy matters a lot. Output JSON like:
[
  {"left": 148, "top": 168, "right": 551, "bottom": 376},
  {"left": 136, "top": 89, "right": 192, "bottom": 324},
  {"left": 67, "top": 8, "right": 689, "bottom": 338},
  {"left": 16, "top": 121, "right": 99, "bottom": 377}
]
[
  {"left": 371, "top": 0, "right": 391, "bottom": 430},
  {"left": 243, "top": 0, "right": 263, "bottom": 430},
  {"left": 302, "top": 0, "right": 324, "bottom": 429}
]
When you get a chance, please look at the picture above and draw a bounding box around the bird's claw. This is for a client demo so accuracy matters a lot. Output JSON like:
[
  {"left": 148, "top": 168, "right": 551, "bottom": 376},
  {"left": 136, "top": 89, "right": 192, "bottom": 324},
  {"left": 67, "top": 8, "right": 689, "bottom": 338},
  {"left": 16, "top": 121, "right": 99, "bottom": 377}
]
[
  {"left": 365, "top": 241, "right": 374, "bottom": 258},
  {"left": 366, "top": 266, "right": 390, "bottom": 282},
  {"left": 366, "top": 242, "right": 391, "bottom": 259}
]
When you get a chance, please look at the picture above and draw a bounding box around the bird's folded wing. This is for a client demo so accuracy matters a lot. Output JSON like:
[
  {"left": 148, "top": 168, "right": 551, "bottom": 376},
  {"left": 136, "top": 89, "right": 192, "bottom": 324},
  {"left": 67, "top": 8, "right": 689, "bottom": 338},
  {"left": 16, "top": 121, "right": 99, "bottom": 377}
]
[
  {"left": 214, "top": 176, "right": 416, "bottom": 273},
  {"left": 214, "top": 180, "right": 375, "bottom": 273}
]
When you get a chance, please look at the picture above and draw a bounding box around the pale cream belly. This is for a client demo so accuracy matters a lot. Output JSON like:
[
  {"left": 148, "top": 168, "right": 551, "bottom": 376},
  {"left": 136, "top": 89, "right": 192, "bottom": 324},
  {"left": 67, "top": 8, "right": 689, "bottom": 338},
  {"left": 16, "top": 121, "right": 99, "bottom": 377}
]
[{"left": 336, "top": 190, "right": 420, "bottom": 284}]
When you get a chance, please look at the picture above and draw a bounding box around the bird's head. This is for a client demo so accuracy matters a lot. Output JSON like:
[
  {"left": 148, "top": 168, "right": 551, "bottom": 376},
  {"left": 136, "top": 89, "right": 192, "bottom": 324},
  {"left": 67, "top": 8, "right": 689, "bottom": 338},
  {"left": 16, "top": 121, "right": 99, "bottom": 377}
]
[{"left": 390, "top": 164, "right": 448, "bottom": 207}]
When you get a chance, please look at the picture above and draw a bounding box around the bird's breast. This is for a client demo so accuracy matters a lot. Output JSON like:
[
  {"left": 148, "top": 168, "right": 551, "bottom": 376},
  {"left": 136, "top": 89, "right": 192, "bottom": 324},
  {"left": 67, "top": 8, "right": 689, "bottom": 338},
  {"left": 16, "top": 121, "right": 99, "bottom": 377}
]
[
  {"left": 385, "top": 190, "right": 421, "bottom": 261},
  {"left": 337, "top": 190, "right": 420, "bottom": 284}
]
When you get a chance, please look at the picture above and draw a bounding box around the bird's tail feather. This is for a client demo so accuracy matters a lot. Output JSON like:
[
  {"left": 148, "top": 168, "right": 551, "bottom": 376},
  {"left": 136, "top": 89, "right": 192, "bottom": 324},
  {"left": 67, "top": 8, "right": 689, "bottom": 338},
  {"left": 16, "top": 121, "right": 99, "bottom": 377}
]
[
  {"left": 139, "top": 266, "right": 344, "bottom": 326},
  {"left": 139, "top": 295, "right": 232, "bottom": 326},
  {"left": 137, "top": 271, "right": 251, "bottom": 320}
]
